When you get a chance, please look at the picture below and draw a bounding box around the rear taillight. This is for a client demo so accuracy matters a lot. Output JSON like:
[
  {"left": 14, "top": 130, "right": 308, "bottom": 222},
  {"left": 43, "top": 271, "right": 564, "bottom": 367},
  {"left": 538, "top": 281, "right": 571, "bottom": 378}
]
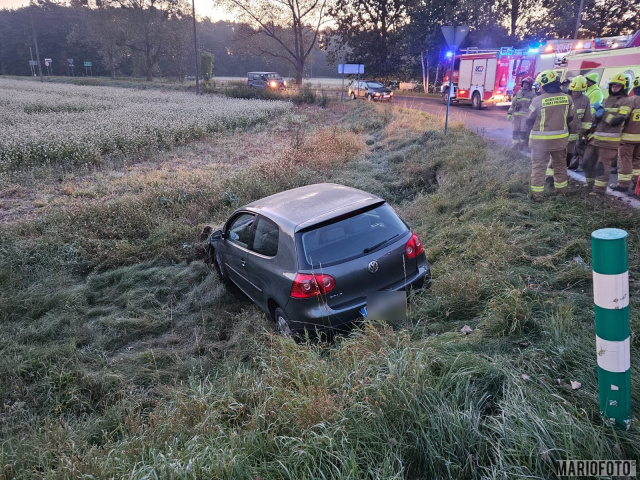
[
  {"left": 405, "top": 232, "right": 424, "bottom": 259},
  {"left": 290, "top": 273, "right": 336, "bottom": 298}
]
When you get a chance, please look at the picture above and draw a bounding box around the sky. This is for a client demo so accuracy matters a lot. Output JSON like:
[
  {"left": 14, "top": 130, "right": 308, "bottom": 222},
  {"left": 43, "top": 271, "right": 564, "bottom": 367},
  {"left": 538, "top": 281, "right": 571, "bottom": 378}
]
[{"left": 0, "top": 0, "right": 235, "bottom": 21}]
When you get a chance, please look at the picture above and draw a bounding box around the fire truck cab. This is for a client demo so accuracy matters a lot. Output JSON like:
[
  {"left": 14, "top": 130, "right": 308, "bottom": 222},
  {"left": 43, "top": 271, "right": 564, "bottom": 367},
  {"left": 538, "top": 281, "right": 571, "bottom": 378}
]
[{"left": 441, "top": 47, "right": 525, "bottom": 109}]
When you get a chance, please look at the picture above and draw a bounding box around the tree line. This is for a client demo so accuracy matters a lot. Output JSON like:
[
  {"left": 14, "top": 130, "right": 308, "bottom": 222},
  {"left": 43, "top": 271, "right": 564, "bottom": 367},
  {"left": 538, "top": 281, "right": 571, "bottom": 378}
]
[{"left": 1, "top": 0, "right": 638, "bottom": 85}]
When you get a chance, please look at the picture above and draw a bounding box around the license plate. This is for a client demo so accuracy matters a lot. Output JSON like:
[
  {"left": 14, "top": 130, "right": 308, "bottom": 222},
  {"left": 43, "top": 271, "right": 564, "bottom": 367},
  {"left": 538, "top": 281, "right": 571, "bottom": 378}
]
[{"left": 361, "top": 291, "right": 406, "bottom": 320}]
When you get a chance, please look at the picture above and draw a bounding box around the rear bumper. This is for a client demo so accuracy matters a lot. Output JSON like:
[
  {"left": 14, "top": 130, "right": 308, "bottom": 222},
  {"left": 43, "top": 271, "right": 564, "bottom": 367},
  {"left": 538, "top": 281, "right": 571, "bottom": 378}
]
[{"left": 284, "top": 262, "right": 431, "bottom": 334}]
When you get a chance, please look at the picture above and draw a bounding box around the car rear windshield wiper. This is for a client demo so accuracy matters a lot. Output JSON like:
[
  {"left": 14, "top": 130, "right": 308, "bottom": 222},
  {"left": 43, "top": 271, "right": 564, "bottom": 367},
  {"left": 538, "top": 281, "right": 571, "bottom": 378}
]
[{"left": 363, "top": 234, "right": 399, "bottom": 254}]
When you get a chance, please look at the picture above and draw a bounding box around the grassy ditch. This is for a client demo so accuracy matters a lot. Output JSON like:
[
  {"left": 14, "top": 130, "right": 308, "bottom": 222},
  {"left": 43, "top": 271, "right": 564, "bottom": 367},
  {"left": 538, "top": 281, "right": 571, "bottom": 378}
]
[{"left": 1, "top": 100, "right": 639, "bottom": 479}]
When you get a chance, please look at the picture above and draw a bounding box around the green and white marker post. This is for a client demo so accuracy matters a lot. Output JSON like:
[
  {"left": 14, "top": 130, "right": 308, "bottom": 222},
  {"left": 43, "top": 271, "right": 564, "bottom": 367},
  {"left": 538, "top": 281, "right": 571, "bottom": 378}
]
[{"left": 591, "top": 228, "right": 631, "bottom": 430}]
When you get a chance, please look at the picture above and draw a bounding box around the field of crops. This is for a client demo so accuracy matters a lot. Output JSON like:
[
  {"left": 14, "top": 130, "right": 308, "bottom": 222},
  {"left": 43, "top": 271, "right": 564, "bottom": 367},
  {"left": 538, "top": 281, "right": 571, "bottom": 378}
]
[{"left": 0, "top": 78, "right": 291, "bottom": 173}]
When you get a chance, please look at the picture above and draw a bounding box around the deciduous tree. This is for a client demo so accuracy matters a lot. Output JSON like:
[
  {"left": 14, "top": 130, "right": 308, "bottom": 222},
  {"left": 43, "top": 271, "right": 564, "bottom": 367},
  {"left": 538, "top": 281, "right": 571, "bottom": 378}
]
[{"left": 220, "top": 0, "right": 330, "bottom": 86}]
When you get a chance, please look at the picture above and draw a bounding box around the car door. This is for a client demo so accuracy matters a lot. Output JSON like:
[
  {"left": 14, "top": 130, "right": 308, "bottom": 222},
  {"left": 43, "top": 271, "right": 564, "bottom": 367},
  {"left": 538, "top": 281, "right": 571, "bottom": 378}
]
[
  {"left": 222, "top": 212, "right": 257, "bottom": 297},
  {"left": 243, "top": 216, "right": 290, "bottom": 312}
]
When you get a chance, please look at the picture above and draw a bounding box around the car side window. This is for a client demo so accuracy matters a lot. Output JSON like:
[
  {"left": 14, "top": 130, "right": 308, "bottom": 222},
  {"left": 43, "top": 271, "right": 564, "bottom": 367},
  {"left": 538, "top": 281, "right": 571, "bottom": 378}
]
[
  {"left": 252, "top": 217, "right": 279, "bottom": 257},
  {"left": 226, "top": 213, "right": 255, "bottom": 249}
]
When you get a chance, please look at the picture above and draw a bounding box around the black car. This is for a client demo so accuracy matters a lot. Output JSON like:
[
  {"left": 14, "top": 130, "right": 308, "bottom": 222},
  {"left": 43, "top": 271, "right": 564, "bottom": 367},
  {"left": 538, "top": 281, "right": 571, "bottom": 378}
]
[
  {"left": 348, "top": 81, "right": 394, "bottom": 102},
  {"left": 209, "top": 183, "right": 430, "bottom": 337}
]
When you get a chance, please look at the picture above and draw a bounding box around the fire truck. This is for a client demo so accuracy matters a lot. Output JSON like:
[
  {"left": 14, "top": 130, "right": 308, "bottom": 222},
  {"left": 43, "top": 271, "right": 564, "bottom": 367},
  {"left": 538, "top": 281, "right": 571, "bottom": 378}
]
[
  {"left": 441, "top": 32, "right": 640, "bottom": 108},
  {"left": 510, "top": 32, "right": 640, "bottom": 97},
  {"left": 440, "top": 47, "right": 524, "bottom": 109}
]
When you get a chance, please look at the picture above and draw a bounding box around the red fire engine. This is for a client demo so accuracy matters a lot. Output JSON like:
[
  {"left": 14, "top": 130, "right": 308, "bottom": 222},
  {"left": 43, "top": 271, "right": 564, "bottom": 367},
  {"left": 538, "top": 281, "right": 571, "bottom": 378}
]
[{"left": 440, "top": 47, "right": 523, "bottom": 109}]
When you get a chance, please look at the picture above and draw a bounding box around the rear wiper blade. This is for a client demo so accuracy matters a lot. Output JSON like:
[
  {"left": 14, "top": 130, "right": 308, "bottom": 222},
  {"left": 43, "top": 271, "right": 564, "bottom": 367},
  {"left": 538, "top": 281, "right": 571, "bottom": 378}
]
[{"left": 363, "top": 234, "right": 399, "bottom": 254}]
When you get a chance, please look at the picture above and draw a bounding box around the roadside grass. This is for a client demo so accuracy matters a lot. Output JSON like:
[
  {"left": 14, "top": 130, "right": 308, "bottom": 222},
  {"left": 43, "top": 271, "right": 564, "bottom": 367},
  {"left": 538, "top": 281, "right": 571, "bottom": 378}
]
[{"left": 1, "top": 100, "right": 639, "bottom": 478}]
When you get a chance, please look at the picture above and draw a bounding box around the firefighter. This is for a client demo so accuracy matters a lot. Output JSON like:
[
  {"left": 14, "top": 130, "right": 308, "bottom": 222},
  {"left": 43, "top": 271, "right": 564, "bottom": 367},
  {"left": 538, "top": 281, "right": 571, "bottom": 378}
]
[
  {"left": 525, "top": 70, "right": 575, "bottom": 201},
  {"left": 585, "top": 72, "right": 604, "bottom": 109},
  {"left": 567, "top": 75, "right": 593, "bottom": 170},
  {"left": 611, "top": 76, "right": 640, "bottom": 193},
  {"left": 560, "top": 78, "right": 571, "bottom": 94},
  {"left": 545, "top": 76, "right": 592, "bottom": 180},
  {"left": 581, "top": 72, "right": 631, "bottom": 195},
  {"left": 507, "top": 77, "right": 535, "bottom": 149}
]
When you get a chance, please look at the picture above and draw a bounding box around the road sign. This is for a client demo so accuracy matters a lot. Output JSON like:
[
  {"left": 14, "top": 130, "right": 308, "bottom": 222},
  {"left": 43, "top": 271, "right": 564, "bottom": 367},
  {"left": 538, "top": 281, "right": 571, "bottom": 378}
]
[
  {"left": 68, "top": 59, "right": 74, "bottom": 66},
  {"left": 441, "top": 26, "right": 470, "bottom": 49},
  {"left": 338, "top": 64, "right": 364, "bottom": 75},
  {"left": 84, "top": 61, "right": 92, "bottom": 67},
  {"left": 29, "top": 60, "right": 38, "bottom": 66},
  {"left": 441, "top": 26, "right": 470, "bottom": 135}
]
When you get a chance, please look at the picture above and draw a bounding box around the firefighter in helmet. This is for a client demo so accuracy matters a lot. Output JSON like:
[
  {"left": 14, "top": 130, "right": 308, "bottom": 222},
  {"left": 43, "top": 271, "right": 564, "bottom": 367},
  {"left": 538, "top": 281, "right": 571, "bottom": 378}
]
[
  {"left": 585, "top": 72, "right": 604, "bottom": 110},
  {"left": 525, "top": 70, "right": 575, "bottom": 201},
  {"left": 566, "top": 75, "right": 593, "bottom": 169},
  {"left": 508, "top": 76, "right": 536, "bottom": 149},
  {"left": 545, "top": 75, "right": 593, "bottom": 180},
  {"left": 581, "top": 72, "right": 631, "bottom": 195},
  {"left": 611, "top": 76, "right": 640, "bottom": 193}
]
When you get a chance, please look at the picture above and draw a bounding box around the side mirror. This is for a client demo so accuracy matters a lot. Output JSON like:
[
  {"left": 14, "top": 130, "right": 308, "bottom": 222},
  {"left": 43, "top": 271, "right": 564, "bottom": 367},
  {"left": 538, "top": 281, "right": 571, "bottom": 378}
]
[{"left": 211, "top": 229, "right": 224, "bottom": 241}]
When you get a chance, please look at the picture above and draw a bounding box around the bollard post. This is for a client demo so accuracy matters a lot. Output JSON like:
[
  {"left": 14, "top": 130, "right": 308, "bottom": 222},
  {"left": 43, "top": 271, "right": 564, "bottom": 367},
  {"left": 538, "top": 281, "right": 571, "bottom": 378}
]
[{"left": 591, "top": 228, "right": 631, "bottom": 430}]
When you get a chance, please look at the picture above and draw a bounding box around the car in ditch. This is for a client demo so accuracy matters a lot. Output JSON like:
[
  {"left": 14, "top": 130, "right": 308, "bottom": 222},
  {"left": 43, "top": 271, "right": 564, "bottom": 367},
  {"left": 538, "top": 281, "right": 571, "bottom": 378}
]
[
  {"left": 348, "top": 80, "right": 394, "bottom": 102},
  {"left": 208, "top": 183, "right": 430, "bottom": 337}
]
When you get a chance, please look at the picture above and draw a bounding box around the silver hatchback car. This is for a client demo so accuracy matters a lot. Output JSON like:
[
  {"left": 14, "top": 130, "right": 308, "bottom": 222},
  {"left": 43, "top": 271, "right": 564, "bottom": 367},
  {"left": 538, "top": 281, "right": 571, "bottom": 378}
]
[{"left": 209, "top": 183, "right": 430, "bottom": 336}]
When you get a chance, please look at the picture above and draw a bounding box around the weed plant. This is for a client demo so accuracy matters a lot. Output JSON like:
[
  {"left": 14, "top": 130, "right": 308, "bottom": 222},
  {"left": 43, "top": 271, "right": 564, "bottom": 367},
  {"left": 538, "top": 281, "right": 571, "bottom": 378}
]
[{"left": 1, "top": 100, "right": 639, "bottom": 478}]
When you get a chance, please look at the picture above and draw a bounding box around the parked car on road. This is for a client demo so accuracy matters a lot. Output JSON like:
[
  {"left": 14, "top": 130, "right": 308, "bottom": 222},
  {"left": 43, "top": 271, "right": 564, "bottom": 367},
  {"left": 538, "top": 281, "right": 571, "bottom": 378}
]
[
  {"left": 208, "top": 183, "right": 430, "bottom": 337},
  {"left": 247, "top": 71, "right": 287, "bottom": 90},
  {"left": 348, "top": 80, "right": 393, "bottom": 102}
]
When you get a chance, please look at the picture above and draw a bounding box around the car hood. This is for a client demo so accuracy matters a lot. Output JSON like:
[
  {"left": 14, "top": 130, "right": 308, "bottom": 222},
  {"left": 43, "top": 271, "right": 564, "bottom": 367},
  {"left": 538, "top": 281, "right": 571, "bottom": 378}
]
[{"left": 369, "top": 86, "right": 392, "bottom": 93}]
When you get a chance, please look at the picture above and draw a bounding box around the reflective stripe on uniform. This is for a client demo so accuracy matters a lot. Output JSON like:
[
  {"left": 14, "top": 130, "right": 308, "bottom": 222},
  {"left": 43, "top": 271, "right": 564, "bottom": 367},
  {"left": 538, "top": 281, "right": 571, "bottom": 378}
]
[
  {"left": 618, "top": 174, "right": 632, "bottom": 181},
  {"left": 569, "top": 134, "right": 579, "bottom": 141},
  {"left": 582, "top": 122, "right": 592, "bottom": 129},
  {"left": 531, "top": 185, "right": 545, "bottom": 192},
  {"left": 633, "top": 169, "right": 640, "bottom": 176},
  {"left": 605, "top": 114, "right": 614, "bottom": 123},
  {"left": 594, "top": 131, "right": 622, "bottom": 141},
  {"left": 621, "top": 133, "right": 640, "bottom": 141},
  {"left": 514, "top": 112, "right": 528, "bottom": 116},
  {"left": 530, "top": 129, "right": 568, "bottom": 139},
  {"left": 619, "top": 106, "right": 631, "bottom": 115},
  {"left": 595, "top": 180, "right": 608, "bottom": 187},
  {"left": 546, "top": 168, "right": 554, "bottom": 176},
  {"left": 586, "top": 177, "right": 595, "bottom": 183},
  {"left": 555, "top": 180, "right": 568, "bottom": 189}
]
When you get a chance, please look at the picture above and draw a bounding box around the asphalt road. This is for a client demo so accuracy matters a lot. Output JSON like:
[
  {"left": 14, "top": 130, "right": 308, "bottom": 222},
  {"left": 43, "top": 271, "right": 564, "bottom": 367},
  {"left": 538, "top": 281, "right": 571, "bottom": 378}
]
[
  {"left": 392, "top": 93, "right": 640, "bottom": 208},
  {"left": 392, "top": 94, "right": 513, "bottom": 146}
]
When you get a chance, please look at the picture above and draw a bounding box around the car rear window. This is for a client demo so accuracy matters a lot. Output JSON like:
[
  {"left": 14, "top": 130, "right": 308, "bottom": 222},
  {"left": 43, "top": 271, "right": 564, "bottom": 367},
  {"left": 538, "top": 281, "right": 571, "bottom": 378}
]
[{"left": 299, "top": 204, "right": 409, "bottom": 267}]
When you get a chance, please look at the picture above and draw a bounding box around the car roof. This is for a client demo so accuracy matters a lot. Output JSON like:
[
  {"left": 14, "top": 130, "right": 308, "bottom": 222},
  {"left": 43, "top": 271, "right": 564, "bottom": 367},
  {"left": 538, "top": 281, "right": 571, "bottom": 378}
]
[{"left": 243, "top": 183, "right": 384, "bottom": 232}]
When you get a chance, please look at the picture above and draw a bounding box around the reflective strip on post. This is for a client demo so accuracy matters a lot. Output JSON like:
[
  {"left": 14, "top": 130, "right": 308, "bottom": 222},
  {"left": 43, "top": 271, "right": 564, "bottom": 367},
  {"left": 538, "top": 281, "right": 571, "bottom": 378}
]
[{"left": 591, "top": 228, "right": 631, "bottom": 430}]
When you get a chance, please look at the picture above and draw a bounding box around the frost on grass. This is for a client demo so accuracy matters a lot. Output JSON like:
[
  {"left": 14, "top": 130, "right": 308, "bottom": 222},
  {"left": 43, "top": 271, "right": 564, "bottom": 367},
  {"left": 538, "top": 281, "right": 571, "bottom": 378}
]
[{"left": 0, "top": 79, "right": 292, "bottom": 172}]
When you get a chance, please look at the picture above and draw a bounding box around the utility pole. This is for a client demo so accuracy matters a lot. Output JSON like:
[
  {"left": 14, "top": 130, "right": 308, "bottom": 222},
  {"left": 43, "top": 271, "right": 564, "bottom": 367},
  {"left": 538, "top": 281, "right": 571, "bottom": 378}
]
[
  {"left": 574, "top": 0, "right": 585, "bottom": 39},
  {"left": 30, "top": 5, "right": 43, "bottom": 83},
  {"left": 192, "top": 0, "right": 199, "bottom": 94}
]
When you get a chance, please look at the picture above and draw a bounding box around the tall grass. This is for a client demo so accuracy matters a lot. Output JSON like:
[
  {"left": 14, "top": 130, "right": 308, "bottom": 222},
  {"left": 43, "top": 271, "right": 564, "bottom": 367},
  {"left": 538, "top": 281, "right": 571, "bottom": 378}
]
[{"left": 1, "top": 101, "right": 638, "bottom": 479}]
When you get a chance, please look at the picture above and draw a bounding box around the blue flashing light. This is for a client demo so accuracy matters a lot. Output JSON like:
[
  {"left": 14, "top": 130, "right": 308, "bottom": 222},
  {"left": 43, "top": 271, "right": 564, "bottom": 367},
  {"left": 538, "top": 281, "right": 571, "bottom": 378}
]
[
  {"left": 445, "top": 51, "right": 453, "bottom": 58},
  {"left": 528, "top": 48, "right": 539, "bottom": 54}
]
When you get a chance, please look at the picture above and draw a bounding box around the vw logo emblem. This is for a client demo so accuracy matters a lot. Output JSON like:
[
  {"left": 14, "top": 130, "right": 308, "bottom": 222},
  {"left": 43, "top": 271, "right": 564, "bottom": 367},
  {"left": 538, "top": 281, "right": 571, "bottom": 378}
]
[{"left": 368, "top": 260, "right": 379, "bottom": 273}]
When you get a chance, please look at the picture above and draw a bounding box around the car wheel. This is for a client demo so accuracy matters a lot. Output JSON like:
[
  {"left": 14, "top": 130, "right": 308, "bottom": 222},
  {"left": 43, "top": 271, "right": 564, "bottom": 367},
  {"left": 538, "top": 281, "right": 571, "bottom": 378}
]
[
  {"left": 442, "top": 89, "right": 449, "bottom": 105},
  {"left": 213, "top": 249, "right": 229, "bottom": 282},
  {"left": 274, "top": 307, "right": 295, "bottom": 337},
  {"left": 350, "top": 92, "right": 356, "bottom": 100},
  {"left": 472, "top": 92, "right": 482, "bottom": 110}
]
